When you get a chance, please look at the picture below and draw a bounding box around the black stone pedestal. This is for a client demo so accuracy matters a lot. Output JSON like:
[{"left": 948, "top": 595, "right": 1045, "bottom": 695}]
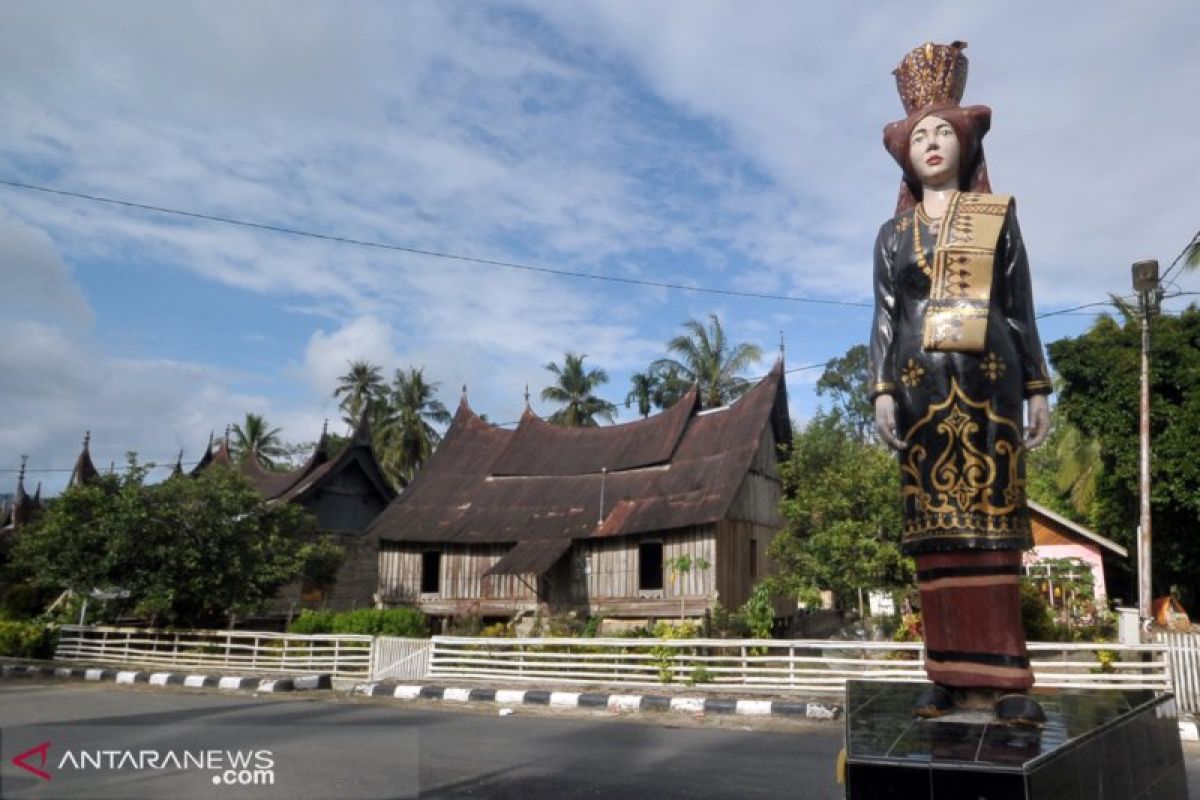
[{"left": 843, "top": 680, "right": 1187, "bottom": 799}]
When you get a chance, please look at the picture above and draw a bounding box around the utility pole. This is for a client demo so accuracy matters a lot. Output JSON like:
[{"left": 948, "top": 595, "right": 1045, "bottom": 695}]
[{"left": 1132, "top": 259, "right": 1159, "bottom": 622}]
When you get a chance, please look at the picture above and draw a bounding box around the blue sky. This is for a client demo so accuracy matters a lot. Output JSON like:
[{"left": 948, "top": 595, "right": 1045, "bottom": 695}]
[{"left": 2, "top": 1, "right": 1198, "bottom": 493}]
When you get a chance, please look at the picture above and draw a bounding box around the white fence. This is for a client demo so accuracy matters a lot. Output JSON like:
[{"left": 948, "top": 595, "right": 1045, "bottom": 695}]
[
  {"left": 370, "top": 637, "right": 432, "bottom": 681},
  {"left": 55, "top": 625, "right": 374, "bottom": 679},
  {"left": 428, "top": 636, "right": 1171, "bottom": 694},
  {"left": 1155, "top": 631, "right": 1200, "bottom": 713}
]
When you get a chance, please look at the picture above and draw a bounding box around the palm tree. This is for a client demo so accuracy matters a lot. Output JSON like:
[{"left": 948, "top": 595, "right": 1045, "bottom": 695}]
[
  {"left": 652, "top": 363, "right": 691, "bottom": 410},
  {"left": 1055, "top": 424, "right": 1102, "bottom": 520},
  {"left": 333, "top": 360, "right": 387, "bottom": 431},
  {"left": 625, "top": 371, "right": 660, "bottom": 418},
  {"left": 377, "top": 366, "right": 451, "bottom": 485},
  {"left": 229, "top": 413, "right": 287, "bottom": 468},
  {"left": 653, "top": 314, "right": 763, "bottom": 408},
  {"left": 542, "top": 353, "right": 617, "bottom": 427}
]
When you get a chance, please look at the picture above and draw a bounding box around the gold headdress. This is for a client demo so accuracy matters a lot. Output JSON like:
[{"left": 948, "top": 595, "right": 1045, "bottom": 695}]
[
  {"left": 893, "top": 41, "right": 969, "bottom": 116},
  {"left": 883, "top": 40, "right": 992, "bottom": 215}
]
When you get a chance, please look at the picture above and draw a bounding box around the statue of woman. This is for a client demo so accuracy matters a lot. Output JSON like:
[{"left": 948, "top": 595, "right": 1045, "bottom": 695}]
[{"left": 869, "top": 41, "right": 1052, "bottom": 725}]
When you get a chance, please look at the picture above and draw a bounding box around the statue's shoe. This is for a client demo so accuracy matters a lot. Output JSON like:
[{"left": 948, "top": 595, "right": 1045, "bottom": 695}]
[
  {"left": 913, "top": 683, "right": 954, "bottom": 718},
  {"left": 995, "top": 693, "right": 1047, "bottom": 727}
]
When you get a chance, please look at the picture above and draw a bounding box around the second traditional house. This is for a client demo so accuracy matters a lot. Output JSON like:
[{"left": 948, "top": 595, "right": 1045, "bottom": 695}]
[{"left": 369, "top": 361, "right": 792, "bottom": 623}]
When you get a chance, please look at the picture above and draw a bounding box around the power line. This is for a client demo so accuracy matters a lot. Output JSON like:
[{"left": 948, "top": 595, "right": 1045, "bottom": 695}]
[
  {"left": 1, "top": 178, "right": 1149, "bottom": 321},
  {"left": 0, "top": 178, "right": 871, "bottom": 309}
]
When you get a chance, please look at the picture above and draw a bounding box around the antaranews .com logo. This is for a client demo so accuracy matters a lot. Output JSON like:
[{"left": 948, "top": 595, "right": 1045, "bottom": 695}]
[{"left": 11, "top": 739, "right": 276, "bottom": 787}]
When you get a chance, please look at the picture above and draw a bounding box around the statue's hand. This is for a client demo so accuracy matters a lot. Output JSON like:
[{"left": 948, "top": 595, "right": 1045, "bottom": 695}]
[
  {"left": 1025, "top": 394, "right": 1051, "bottom": 449},
  {"left": 874, "top": 394, "right": 906, "bottom": 451}
]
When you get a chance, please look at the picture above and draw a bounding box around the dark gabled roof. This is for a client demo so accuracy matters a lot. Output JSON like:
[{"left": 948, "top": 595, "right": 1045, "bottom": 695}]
[
  {"left": 68, "top": 432, "right": 100, "bottom": 489},
  {"left": 275, "top": 413, "right": 395, "bottom": 505},
  {"left": 489, "top": 386, "right": 699, "bottom": 476},
  {"left": 194, "top": 413, "right": 395, "bottom": 505},
  {"left": 370, "top": 361, "right": 790, "bottom": 547}
]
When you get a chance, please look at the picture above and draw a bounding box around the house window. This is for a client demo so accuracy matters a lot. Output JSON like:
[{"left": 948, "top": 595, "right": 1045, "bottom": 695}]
[
  {"left": 421, "top": 550, "right": 442, "bottom": 594},
  {"left": 749, "top": 538, "right": 758, "bottom": 580},
  {"left": 639, "top": 541, "right": 663, "bottom": 591}
]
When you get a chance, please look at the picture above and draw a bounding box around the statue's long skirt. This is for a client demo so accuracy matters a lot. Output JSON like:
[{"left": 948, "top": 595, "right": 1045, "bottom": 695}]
[{"left": 916, "top": 550, "right": 1034, "bottom": 690}]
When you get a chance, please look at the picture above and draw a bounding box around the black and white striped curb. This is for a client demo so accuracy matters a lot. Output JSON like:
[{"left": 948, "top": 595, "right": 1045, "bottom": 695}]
[
  {"left": 353, "top": 683, "right": 842, "bottom": 720},
  {"left": 0, "top": 663, "right": 331, "bottom": 693}
]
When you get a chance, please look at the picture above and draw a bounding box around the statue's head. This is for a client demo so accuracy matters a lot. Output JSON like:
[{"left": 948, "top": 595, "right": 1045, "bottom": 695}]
[{"left": 882, "top": 41, "right": 993, "bottom": 213}]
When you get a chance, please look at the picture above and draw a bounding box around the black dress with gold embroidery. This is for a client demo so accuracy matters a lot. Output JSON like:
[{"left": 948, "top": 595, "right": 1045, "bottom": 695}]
[{"left": 868, "top": 199, "right": 1052, "bottom": 554}]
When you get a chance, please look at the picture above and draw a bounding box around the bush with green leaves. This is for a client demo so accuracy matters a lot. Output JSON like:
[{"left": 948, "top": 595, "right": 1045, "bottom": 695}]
[
  {"left": 0, "top": 620, "right": 57, "bottom": 659},
  {"left": 288, "top": 607, "right": 428, "bottom": 637},
  {"left": 9, "top": 460, "right": 318, "bottom": 628}
]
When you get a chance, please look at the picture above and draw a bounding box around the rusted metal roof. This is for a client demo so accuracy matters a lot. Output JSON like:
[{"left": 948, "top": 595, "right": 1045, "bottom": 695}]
[
  {"left": 483, "top": 537, "right": 572, "bottom": 576},
  {"left": 370, "top": 361, "right": 789, "bottom": 548},
  {"left": 489, "top": 387, "right": 698, "bottom": 476}
]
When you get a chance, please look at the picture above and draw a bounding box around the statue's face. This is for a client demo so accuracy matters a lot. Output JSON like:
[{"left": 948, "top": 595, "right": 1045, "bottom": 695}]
[{"left": 908, "top": 114, "right": 960, "bottom": 188}]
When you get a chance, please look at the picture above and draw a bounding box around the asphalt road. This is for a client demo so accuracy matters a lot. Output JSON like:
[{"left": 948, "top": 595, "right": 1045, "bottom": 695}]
[
  {"left": 2, "top": 682, "right": 1198, "bottom": 799},
  {"left": 0, "top": 682, "right": 844, "bottom": 799}
]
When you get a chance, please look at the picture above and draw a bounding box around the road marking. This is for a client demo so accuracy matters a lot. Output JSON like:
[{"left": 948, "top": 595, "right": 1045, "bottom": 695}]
[
  {"left": 495, "top": 689, "right": 526, "bottom": 704},
  {"left": 443, "top": 687, "right": 471, "bottom": 702},
  {"left": 670, "top": 697, "right": 705, "bottom": 714},
  {"left": 394, "top": 685, "right": 422, "bottom": 700},
  {"left": 736, "top": 700, "right": 772, "bottom": 716}
]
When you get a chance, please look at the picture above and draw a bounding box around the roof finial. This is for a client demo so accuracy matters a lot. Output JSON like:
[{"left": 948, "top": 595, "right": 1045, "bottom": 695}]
[
  {"left": 779, "top": 330, "right": 785, "bottom": 364},
  {"left": 18, "top": 455, "right": 27, "bottom": 486},
  {"left": 321, "top": 418, "right": 329, "bottom": 437},
  {"left": 523, "top": 383, "right": 531, "bottom": 408},
  {"left": 83, "top": 430, "right": 91, "bottom": 450},
  {"left": 461, "top": 383, "right": 468, "bottom": 400}
]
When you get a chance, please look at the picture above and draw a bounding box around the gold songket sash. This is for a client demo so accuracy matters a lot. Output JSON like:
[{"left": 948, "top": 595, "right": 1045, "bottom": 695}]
[{"left": 922, "top": 192, "right": 1012, "bottom": 353}]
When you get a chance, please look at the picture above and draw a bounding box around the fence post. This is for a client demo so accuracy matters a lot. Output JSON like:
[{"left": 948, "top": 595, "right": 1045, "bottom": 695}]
[
  {"left": 789, "top": 645, "right": 795, "bottom": 687},
  {"left": 368, "top": 637, "right": 378, "bottom": 681},
  {"left": 333, "top": 638, "right": 341, "bottom": 677},
  {"left": 251, "top": 633, "right": 259, "bottom": 670}
]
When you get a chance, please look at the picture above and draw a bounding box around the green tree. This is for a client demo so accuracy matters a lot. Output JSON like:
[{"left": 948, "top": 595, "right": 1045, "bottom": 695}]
[
  {"left": 378, "top": 366, "right": 451, "bottom": 485},
  {"left": 654, "top": 314, "right": 762, "bottom": 409},
  {"left": 541, "top": 352, "right": 617, "bottom": 427},
  {"left": 229, "top": 413, "right": 286, "bottom": 468},
  {"left": 10, "top": 459, "right": 317, "bottom": 627},
  {"left": 652, "top": 363, "right": 692, "bottom": 410},
  {"left": 334, "top": 360, "right": 388, "bottom": 430},
  {"left": 625, "top": 371, "right": 660, "bottom": 419},
  {"left": 815, "top": 344, "right": 874, "bottom": 442},
  {"left": 1025, "top": 406, "right": 1101, "bottom": 526},
  {"left": 1048, "top": 305, "right": 1200, "bottom": 604},
  {"left": 768, "top": 413, "right": 912, "bottom": 616}
]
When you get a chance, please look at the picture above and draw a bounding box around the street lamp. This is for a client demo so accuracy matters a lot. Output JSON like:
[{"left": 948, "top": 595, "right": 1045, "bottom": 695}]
[{"left": 1132, "top": 259, "right": 1159, "bottom": 623}]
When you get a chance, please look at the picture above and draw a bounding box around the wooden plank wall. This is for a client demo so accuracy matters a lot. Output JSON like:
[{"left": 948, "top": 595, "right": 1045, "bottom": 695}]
[
  {"left": 559, "top": 527, "right": 716, "bottom": 606},
  {"left": 726, "top": 429, "right": 783, "bottom": 527},
  {"left": 714, "top": 518, "right": 780, "bottom": 610},
  {"left": 378, "top": 543, "right": 535, "bottom": 603}
]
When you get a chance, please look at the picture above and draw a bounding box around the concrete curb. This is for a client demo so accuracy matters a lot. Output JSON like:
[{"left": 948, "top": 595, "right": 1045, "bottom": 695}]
[
  {"left": 352, "top": 682, "right": 844, "bottom": 720},
  {"left": 1, "top": 663, "right": 322, "bottom": 694}
]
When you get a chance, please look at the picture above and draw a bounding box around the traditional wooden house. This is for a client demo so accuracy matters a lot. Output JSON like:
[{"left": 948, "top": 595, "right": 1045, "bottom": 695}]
[
  {"left": 369, "top": 361, "right": 791, "bottom": 622},
  {"left": 193, "top": 414, "right": 396, "bottom": 615}
]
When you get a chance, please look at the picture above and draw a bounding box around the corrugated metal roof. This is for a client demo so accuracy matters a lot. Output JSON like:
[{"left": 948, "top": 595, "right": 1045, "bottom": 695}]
[
  {"left": 483, "top": 538, "right": 573, "bottom": 576},
  {"left": 369, "top": 362, "right": 789, "bottom": 546},
  {"left": 489, "top": 387, "right": 698, "bottom": 476}
]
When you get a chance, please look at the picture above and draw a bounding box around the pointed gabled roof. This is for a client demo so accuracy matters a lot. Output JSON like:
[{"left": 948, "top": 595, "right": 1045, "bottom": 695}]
[
  {"left": 370, "top": 362, "right": 790, "bottom": 546},
  {"left": 68, "top": 432, "right": 100, "bottom": 488},
  {"left": 190, "top": 432, "right": 215, "bottom": 476}
]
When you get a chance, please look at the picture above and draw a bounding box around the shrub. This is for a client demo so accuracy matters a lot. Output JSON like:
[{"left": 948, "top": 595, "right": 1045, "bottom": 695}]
[
  {"left": 288, "top": 608, "right": 428, "bottom": 637},
  {"left": 0, "top": 621, "right": 57, "bottom": 658},
  {"left": 1020, "top": 582, "right": 1059, "bottom": 641}
]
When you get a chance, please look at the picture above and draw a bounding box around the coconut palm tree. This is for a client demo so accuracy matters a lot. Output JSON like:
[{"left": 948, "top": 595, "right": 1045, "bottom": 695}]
[
  {"left": 625, "top": 371, "right": 660, "bottom": 418},
  {"left": 333, "top": 360, "right": 387, "bottom": 431},
  {"left": 653, "top": 314, "right": 763, "bottom": 408},
  {"left": 542, "top": 353, "right": 617, "bottom": 427},
  {"left": 229, "top": 413, "right": 287, "bottom": 468},
  {"left": 377, "top": 366, "right": 451, "bottom": 485}
]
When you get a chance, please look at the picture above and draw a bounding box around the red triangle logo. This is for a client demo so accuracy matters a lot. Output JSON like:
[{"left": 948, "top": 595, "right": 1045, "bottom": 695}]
[{"left": 12, "top": 740, "right": 52, "bottom": 781}]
